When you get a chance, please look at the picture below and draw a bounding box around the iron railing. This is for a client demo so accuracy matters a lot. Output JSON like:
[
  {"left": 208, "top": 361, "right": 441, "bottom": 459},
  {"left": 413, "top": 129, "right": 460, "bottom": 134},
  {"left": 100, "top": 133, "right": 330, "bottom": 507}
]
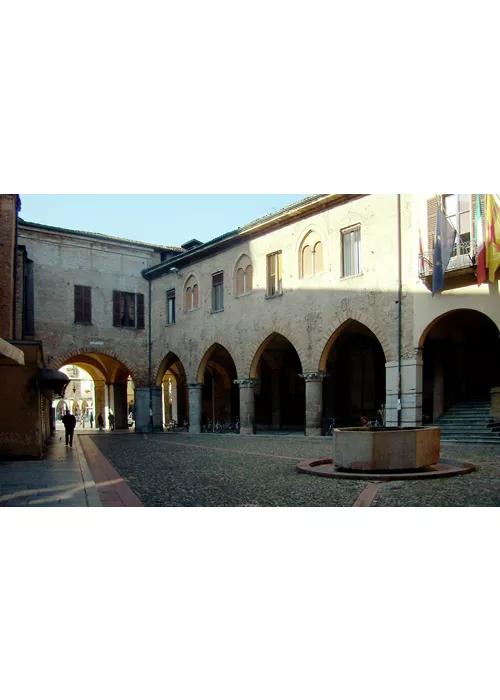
[{"left": 419, "top": 240, "right": 476, "bottom": 278}]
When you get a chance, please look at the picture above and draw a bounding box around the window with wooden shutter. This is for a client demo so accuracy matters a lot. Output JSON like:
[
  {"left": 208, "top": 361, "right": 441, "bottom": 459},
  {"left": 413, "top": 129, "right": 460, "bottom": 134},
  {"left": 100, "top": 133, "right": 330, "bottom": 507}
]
[
  {"left": 113, "top": 290, "right": 144, "bottom": 329},
  {"left": 427, "top": 197, "right": 438, "bottom": 256},
  {"left": 267, "top": 252, "right": 282, "bottom": 296},
  {"left": 74, "top": 285, "right": 92, "bottom": 324},
  {"left": 314, "top": 241, "right": 324, "bottom": 273},
  {"left": 193, "top": 284, "right": 199, "bottom": 309},
  {"left": 236, "top": 268, "right": 244, "bottom": 296},
  {"left": 245, "top": 265, "right": 253, "bottom": 292}
]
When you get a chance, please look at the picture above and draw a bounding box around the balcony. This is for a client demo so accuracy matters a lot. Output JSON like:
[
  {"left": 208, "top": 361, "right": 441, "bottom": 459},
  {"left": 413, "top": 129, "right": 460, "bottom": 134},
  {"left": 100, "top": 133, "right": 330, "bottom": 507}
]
[{"left": 419, "top": 239, "right": 477, "bottom": 286}]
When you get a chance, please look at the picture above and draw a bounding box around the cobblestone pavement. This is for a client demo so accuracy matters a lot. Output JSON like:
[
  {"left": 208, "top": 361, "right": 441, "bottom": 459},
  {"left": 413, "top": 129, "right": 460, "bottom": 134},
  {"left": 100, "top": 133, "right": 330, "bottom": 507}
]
[{"left": 90, "top": 434, "right": 500, "bottom": 507}]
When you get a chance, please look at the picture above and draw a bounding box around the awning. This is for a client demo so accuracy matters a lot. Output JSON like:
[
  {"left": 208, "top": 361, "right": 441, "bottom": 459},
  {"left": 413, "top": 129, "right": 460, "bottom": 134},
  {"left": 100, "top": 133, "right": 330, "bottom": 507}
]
[{"left": 36, "top": 368, "right": 70, "bottom": 400}]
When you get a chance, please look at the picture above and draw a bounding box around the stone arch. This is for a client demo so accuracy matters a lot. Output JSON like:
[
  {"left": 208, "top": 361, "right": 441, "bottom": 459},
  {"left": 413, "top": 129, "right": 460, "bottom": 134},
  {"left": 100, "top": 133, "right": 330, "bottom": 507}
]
[
  {"left": 317, "top": 311, "right": 394, "bottom": 370},
  {"left": 417, "top": 308, "right": 500, "bottom": 349},
  {"left": 154, "top": 350, "right": 188, "bottom": 387},
  {"left": 49, "top": 347, "right": 142, "bottom": 386},
  {"left": 196, "top": 340, "right": 242, "bottom": 384},
  {"left": 248, "top": 326, "right": 308, "bottom": 379}
]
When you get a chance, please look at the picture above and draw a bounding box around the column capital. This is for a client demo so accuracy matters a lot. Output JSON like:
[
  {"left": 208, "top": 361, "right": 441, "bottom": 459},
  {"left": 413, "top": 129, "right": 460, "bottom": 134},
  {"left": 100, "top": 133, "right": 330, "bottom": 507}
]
[
  {"left": 187, "top": 382, "right": 204, "bottom": 390},
  {"left": 234, "top": 378, "right": 261, "bottom": 389},
  {"left": 299, "top": 371, "right": 327, "bottom": 383}
]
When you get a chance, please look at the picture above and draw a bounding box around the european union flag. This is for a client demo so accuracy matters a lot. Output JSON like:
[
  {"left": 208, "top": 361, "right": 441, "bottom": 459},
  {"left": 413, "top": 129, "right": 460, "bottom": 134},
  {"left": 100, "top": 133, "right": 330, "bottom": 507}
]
[{"left": 432, "top": 204, "right": 457, "bottom": 295}]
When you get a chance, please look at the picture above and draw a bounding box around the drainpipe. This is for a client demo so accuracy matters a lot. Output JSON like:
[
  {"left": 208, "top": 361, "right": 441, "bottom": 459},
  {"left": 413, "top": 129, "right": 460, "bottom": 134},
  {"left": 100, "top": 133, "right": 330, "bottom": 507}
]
[
  {"left": 148, "top": 278, "right": 153, "bottom": 431},
  {"left": 12, "top": 196, "right": 20, "bottom": 339},
  {"left": 397, "top": 194, "right": 402, "bottom": 427}
]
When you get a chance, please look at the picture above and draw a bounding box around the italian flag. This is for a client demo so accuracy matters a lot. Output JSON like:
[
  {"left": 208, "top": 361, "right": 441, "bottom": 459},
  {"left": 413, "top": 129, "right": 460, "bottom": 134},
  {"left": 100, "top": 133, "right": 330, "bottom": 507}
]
[{"left": 476, "top": 195, "right": 487, "bottom": 286}]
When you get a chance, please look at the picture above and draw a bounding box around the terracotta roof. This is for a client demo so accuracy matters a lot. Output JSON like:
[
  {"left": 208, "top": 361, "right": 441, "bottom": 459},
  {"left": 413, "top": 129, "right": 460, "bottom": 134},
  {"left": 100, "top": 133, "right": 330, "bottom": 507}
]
[{"left": 18, "top": 219, "right": 184, "bottom": 252}]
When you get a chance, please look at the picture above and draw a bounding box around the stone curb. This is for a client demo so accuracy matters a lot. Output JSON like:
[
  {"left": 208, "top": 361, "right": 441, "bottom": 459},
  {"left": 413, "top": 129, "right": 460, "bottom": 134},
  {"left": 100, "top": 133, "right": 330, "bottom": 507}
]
[
  {"left": 297, "top": 458, "right": 476, "bottom": 481},
  {"left": 74, "top": 435, "right": 102, "bottom": 507}
]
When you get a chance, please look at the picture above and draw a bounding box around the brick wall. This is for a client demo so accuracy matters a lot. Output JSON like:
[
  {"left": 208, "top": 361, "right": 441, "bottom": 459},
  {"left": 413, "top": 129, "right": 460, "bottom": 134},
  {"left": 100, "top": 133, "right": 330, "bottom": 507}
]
[{"left": 0, "top": 194, "right": 17, "bottom": 339}]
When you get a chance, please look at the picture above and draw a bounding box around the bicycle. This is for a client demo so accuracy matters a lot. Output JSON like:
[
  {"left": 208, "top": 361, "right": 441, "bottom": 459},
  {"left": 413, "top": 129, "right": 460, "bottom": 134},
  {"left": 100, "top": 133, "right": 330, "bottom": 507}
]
[
  {"left": 326, "top": 417, "right": 335, "bottom": 436},
  {"left": 229, "top": 418, "right": 240, "bottom": 434},
  {"left": 215, "top": 419, "right": 223, "bottom": 433}
]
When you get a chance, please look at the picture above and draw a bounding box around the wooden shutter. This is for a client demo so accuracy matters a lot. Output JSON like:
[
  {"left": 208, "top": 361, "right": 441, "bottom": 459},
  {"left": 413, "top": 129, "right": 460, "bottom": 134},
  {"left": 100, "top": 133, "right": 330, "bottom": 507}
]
[
  {"left": 137, "top": 293, "right": 145, "bottom": 329},
  {"left": 193, "top": 284, "right": 199, "bottom": 308},
  {"left": 113, "top": 290, "right": 121, "bottom": 327},
  {"left": 83, "top": 286, "right": 91, "bottom": 324},
  {"left": 74, "top": 285, "right": 83, "bottom": 323},
  {"left": 427, "top": 197, "right": 438, "bottom": 255},
  {"left": 245, "top": 265, "right": 253, "bottom": 292}
]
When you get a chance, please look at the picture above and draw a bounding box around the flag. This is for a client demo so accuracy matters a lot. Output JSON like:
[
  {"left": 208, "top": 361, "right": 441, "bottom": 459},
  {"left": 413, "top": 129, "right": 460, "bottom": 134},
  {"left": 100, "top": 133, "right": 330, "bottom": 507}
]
[
  {"left": 418, "top": 228, "right": 425, "bottom": 275},
  {"left": 432, "top": 202, "right": 457, "bottom": 295},
  {"left": 475, "top": 195, "right": 487, "bottom": 286},
  {"left": 486, "top": 194, "right": 500, "bottom": 283}
]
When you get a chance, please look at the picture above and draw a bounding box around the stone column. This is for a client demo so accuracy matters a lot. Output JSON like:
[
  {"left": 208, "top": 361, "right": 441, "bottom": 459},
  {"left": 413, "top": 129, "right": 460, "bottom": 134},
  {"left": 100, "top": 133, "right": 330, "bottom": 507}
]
[
  {"left": 188, "top": 383, "right": 203, "bottom": 434},
  {"left": 171, "top": 382, "right": 179, "bottom": 422},
  {"left": 234, "top": 378, "right": 260, "bottom": 435},
  {"left": 134, "top": 386, "right": 163, "bottom": 432},
  {"left": 112, "top": 382, "right": 128, "bottom": 429},
  {"left": 490, "top": 387, "right": 500, "bottom": 423},
  {"left": 300, "top": 371, "right": 326, "bottom": 436},
  {"left": 94, "top": 380, "right": 106, "bottom": 423},
  {"left": 385, "top": 355, "right": 423, "bottom": 427}
]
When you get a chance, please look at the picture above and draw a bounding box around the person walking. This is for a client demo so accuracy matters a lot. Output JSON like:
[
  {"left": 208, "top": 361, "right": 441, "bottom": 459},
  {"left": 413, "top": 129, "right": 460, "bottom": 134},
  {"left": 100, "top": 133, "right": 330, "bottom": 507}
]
[
  {"left": 97, "top": 413, "right": 104, "bottom": 431},
  {"left": 89, "top": 411, "right": 94, "bottom": 429},
  {"left": 109, "top": 411, "right": 115, "bottom": 431},
  {"left": 61, "top": 410, "right": 77, "bottom": 447}
]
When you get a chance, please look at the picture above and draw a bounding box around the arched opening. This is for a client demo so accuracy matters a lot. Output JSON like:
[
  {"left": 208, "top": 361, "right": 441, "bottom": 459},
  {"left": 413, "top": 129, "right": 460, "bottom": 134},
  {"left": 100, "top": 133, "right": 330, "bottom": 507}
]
[
  {"left": 253, "top": 334, "right": 304, "bottom": 433},
  {"left": 421, "top": 309, "right": 500, "bottom": 421},
  {"left": 156, "top": 352, "right": 188, "bottom": 427},
  {"left": 197, "top": 344, "right": 238, "bottom": 429},
  {"left": 55, "top": 353, "right": 135, "bottom": 430},
  {"left": 322, "top": 320, "right": 386, "bottom": 428}
]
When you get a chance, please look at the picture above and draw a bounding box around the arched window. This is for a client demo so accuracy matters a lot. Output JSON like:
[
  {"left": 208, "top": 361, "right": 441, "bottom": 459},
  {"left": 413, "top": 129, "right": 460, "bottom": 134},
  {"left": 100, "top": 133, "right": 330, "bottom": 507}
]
[
  {"left": 235, "top": 255, "right": 253, "bottom": 297},
  {"left": 184, "top": 276, "right": 199, "bottom": 311},
  {"left": 299, "top": 231, "right": 325, "bottom": 278}
]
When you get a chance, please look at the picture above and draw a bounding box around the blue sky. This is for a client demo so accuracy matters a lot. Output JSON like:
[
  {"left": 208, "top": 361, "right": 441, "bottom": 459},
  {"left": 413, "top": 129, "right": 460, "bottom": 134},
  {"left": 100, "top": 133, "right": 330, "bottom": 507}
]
[{"left": 18, "top": 194, "right": 312, "bottom": 247}]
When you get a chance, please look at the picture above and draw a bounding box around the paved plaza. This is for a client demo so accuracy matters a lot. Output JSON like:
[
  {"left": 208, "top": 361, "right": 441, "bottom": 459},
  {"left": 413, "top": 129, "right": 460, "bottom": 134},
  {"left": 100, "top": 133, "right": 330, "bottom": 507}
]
[
  {"left": 91, "top": 433, "right": 500, "bottom": 507},
  {"left": 2, "top": 431, "right": 500, "bottom": 507}
]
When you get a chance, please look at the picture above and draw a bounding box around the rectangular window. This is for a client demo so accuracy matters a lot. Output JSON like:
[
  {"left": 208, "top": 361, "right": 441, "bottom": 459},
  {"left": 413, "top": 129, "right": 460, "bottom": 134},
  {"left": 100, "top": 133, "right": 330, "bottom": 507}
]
[
  {"left": 113, "top": 290, "right": 145, "bottom": 329},
  {"left": 212, "top": 272, "right": 224, "bottom": 312},
  {"left": 267, "top": 252, "right": 283, "bottom": 296},
  {"left": 74, "top": 285, "right": 92, "bottom": 324},
  {"left": 342, "top": 226, "right": 361, "bottom": 278},
  {"left": 167, "top": 288, "right": 176, "bottom": 325},
  {"left": 443, "top": 194, "right": 472, "bottom": 265}
]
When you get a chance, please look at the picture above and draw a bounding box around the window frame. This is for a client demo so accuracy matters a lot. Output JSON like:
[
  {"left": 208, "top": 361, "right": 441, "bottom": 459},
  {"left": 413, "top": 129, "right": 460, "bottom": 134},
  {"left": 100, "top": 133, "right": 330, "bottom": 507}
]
[
  {"left": 166, "top": 288, "right": 176, "bottom": 325},
  {"left": 341, "top": 226, "right": 362, "bottom": 279},
  {"left": 442, "top": 193, "right": 472, "bottom": 260},
  {"left": 112, "top": 290, "right": 145, "bottom": 329},
  {"left": 299, "top": 232, "right": 325, "bottom": 279},
  {"left": 266, "top": 251, "right": 283, "bottom": 297},
  {"left": 212, "top": 271, "right": 224, "bottom": 312}
]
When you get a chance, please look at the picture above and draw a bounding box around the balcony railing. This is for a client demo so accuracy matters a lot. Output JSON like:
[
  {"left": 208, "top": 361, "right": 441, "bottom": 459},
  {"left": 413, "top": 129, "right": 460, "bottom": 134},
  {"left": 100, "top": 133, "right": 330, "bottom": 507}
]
[{"left": 418, "top": 240, "right": 476, "bottom": 279}]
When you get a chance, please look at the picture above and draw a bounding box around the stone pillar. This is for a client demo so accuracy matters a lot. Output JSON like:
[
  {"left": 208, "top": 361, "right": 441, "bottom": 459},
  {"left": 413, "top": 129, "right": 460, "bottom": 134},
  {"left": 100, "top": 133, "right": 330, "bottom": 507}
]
[
  {"left": 385, "top": 356, "right": 423, "bottom": 427},
  {"left": 171, "top": 382, "right": 179, "bottom": 422},
  {"left": 113, "top": 383, "right": 128, "bottom": 429},
  {"left": 188, "top": 383, "right": 203, "bottom": 434},
  {"left": 490, "top": 387, "right": 500, "bottom": 422},
  {"left": 134, "top": 386, "right": 163, "bottom": 432},
  {"left": 300, "top": 371, "right": 326, "bottom": 436},
  {"left": 94, "top": 380, "right": 106, "bottom": 423},
  {"left": 271, "top": 370, "right": 281, "bottom": 429},
  {"left": 433, "top": 354, "right": 444, "bottom": 421},
  {"left": 162, "top": 379, "right": 170, "bottom": 425},
  {"left": 235, "top": 378, "right": 259, "bottom": 435}
]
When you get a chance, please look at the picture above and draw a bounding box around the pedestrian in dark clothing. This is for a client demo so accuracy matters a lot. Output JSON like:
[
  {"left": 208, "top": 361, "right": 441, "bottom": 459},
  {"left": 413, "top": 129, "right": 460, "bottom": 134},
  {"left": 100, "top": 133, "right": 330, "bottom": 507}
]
[
  {"left": 97, "top": 413, "right": 104, "bottom": 431},
  {"left": 61, "top": 410, "right": 77, "bottom": 447},
  {"left": 109, "top": 411, "right": 115, "bottom": 431},
  {"left": 89, "top": 411, "right": 94, "bottom": 429}
]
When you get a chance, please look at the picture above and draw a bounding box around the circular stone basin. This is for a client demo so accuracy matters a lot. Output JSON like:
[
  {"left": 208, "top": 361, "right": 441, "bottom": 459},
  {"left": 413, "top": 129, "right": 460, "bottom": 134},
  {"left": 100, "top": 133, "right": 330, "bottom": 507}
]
[{"left": 333, "top": 427, "right": 441, "bottom": 472}]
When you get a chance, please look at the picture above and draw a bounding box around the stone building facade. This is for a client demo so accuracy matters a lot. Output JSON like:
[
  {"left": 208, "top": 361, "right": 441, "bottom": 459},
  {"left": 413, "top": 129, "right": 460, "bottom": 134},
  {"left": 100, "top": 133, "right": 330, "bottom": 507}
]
[{"left": 3, "top": 192, "right": 499, "bottom": 450}]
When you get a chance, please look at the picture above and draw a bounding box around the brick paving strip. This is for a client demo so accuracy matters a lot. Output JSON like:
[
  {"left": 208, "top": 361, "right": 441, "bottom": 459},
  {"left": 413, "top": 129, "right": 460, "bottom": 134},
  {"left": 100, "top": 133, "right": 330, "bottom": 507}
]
[
  {"left": 79, "top": 436, "right": 143, "bottom": 507},
  {"left": 352, "top": 483, "right": 383, "bottom": 507}
]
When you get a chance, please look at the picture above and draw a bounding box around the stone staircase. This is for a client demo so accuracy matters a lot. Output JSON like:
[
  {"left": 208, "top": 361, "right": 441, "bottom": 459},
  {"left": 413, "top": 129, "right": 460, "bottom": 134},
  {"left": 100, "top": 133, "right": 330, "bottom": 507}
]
[{"left": 432, "top": 399, "right": 500, "bottom": 444}]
